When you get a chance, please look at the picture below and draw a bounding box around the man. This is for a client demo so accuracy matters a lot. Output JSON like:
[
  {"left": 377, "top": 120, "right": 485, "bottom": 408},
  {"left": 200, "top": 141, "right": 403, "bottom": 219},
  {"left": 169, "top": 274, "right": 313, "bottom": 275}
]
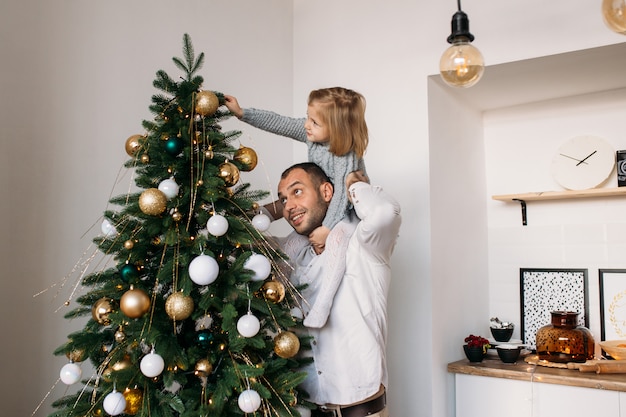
[{"left": 269, "top": 162, "right": 401, "bottom": 417}]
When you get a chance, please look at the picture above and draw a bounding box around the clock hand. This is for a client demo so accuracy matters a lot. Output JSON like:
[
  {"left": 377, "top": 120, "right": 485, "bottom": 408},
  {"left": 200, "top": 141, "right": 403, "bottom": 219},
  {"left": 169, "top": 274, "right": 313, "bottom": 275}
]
[
  {"left": 576, "top": 150, "right": 597, "bottom": 166},
  {"left": 559, "top": 153, "right": 588, "bottom": 164}
]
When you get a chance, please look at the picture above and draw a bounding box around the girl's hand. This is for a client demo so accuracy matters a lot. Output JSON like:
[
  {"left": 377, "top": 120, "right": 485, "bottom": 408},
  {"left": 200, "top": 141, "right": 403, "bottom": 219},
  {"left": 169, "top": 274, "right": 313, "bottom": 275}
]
[
  {"left": 223, "top": 95, "right": 244, "bottom": 119},
  {"left": 309, "top": 225, "right": 330, "bottom": 254}
]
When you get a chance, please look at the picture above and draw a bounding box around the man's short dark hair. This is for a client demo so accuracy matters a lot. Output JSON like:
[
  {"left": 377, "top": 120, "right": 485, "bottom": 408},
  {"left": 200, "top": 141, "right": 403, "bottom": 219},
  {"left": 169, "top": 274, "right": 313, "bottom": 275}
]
[{"left": 281, "top": 162, "right": 333, "bottom": 189}]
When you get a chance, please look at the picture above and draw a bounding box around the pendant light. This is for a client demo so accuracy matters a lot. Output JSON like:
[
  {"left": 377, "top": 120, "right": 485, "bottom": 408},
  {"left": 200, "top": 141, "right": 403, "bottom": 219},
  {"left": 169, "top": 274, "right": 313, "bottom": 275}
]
[
  {"left": 439, "top": 0, "right": 484, "bottom": 88},
  {"left": 602, "top": 0, "right": 626, "bottom": 34}
]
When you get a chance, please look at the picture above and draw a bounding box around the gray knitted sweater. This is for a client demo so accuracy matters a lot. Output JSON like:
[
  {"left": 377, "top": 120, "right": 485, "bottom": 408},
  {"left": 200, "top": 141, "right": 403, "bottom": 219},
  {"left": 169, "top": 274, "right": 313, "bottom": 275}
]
[{"left": 241, "top": 108, "right": 366, "bottom": 230}]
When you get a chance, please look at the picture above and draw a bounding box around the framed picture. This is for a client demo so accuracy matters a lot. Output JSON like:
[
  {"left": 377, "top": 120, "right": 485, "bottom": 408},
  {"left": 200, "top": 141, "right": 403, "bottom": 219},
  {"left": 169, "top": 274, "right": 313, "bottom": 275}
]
[
  {"left": 520, "top": 268, "right": 589, "bottom": 350},
  {"left": 599, "top": 269, "right": 626, "bottom": 341}
]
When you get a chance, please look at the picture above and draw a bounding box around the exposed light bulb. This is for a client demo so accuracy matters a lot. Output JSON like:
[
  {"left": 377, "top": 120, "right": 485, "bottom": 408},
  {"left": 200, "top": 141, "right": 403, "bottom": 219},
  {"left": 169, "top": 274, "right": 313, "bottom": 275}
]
[
  {"left": 439, "top": 3, "right": 485, "bottom": 88},
  {"left": 602, "top": 0, "right": 626, "bottom": 34},
  {"left": 440, "top": 39, "right": 484, "bottom": 88}
]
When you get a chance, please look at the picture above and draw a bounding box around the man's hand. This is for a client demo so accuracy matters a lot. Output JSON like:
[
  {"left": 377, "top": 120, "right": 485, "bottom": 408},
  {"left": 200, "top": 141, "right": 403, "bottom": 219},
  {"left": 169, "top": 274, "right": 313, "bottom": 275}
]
[
  {"left": 309, "top": 225, "right": 330, "bottom": 254},
  {"left": 346, "top": 171, "right": 369, "bottom": 202}
]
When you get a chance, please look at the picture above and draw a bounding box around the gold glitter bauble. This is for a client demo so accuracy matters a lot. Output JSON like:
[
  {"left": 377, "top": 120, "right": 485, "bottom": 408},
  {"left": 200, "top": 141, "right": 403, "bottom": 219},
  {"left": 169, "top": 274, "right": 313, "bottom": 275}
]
[
  {"left": 218, "top": 161, "right": 240, "bottom": 186},
  {"left": 125, "top": 134, "right": 144, "bottom": 157},
  {"left": 123, "top": 387, "right": 143, "bottom": 415},
  {"left": 165, "top": 292, "right": 194, "bottom": 321},
  {"left": 273, "top": 331, "right": 300, "bottom": 358},
  {"left": 65, "top": 347, "right": 86, "bottom": 363},
  {"left": 111, "top": 356, "right": 133, "bottom": 372},
  {"left": 262, "top": 280, "right": 286, "bottom": 303},
  {"left": 194, "top": 359, "right": 213, "bottom": 377},
  {"left": 92, "top": 297, "right": 114, "bottom": 325},
  {"left": 234, "top": 146, "right": 258, "bottom": 171},
  {"left": 124, "top": 240, "right": 135, "bottom": 250},
  {"left": 138, "top": 188, "right": 167, "bottom": 216},
  {"left": 195, "top": 91, "right": 220, "bottom": 116},
  {"left": 120, "top": 286, "right": 151, "bottom": 318},
  {"left": 171, "top": 211, "right": 183, "bottom": 222}
]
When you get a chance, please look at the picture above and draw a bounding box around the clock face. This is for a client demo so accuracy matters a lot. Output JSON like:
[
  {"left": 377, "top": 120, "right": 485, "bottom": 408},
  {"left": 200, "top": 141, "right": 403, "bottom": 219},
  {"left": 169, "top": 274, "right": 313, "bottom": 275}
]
[{"left": 551, "top": 135, "right": 616, "bottom": 190}]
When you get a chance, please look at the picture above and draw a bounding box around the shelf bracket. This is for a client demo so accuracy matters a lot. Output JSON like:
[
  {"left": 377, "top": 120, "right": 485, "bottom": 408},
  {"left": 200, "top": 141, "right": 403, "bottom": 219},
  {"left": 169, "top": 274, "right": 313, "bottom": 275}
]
[{"left": 512, "top": 199, "right": 527, "bottom": 226}]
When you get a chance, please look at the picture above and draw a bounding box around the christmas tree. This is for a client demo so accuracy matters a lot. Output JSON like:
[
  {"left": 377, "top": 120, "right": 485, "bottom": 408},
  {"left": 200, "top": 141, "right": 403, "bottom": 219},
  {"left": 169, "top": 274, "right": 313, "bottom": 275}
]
[{"left": 48, "top": 34, "right": 309, "bottom": 417}]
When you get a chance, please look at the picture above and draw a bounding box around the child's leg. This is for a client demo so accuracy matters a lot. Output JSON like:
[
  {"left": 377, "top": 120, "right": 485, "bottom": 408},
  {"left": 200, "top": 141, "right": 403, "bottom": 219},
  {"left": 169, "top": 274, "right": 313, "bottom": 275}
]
[{"left": 303, "top": 221, "right": 355, "bottom": 328}]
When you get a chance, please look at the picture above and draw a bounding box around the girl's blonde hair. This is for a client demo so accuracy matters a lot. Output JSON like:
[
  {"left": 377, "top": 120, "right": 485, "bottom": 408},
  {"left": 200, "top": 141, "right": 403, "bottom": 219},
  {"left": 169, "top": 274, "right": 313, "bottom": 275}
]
[{"left": 308, "top": 87, "right": 368, "bottom": 158}]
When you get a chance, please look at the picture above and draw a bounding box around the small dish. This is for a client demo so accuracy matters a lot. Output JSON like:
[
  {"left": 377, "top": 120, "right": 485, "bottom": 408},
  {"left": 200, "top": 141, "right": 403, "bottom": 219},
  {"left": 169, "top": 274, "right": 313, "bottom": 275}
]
[{"left": 496, "top": 344, "right": 523, "bottom": 363}]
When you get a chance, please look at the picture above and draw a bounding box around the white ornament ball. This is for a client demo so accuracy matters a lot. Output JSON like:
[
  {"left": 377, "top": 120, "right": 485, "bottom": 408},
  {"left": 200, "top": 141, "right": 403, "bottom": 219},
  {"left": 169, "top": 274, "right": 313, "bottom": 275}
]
[
  {"left": 188, "top": 254, "right": 219, "bottom": 285},
  {"left": 140, "top": 352, "right": 165, "bottom": 378},
  {"left": 252, "top": 213, "right": 271, "bottom": 232},
  {"left": 158, "top": 178, "right": 180, "bottom": 200},
  {"left": 238, "top": 389, "right": 261, "bottom": 413},
  {"left": 207, "top": 214, "right": 229, "bottom": 237},
  {"left": 244, "top": 253, "right": 271, "bottom": 282},
  {"left": 59, "top": 362, "right": 82, "bottom": 385},
  {"left": 103, "top": 390, "right": 126, "bottom": 416},
  {"left": 101, "top": 218, "right": 117, "bottom": 238},
  {"left": 237, "top": 313, "right": 261, "bottom": 338}
]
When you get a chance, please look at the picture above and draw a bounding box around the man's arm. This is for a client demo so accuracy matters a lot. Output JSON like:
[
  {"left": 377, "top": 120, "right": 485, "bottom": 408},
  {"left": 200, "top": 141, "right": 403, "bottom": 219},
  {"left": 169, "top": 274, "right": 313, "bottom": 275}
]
[{"left": 349, "top": 181, "right": 401, "bottom": 262}]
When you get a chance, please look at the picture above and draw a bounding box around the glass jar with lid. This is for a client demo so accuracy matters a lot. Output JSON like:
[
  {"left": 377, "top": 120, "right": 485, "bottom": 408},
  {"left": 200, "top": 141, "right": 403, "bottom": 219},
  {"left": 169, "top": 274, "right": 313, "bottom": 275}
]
[{"left": 536, "top": 311, "right": 595, "bottom": 363}]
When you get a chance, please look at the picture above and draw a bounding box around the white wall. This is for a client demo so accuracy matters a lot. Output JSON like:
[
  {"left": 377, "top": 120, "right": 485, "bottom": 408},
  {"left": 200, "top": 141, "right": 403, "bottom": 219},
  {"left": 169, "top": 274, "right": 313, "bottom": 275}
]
[
  {"left": 0, "top": 1, "right": 293, "bottom": 415},
  {"left": 2, "top": 0, "right": 626, "bottom": 416}
]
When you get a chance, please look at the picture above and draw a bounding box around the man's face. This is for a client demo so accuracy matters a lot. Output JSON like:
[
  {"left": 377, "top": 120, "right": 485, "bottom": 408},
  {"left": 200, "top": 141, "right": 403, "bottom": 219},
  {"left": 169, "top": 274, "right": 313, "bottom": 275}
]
[{"left": 278, "top": 168, "right": 332, "bottom": 236}]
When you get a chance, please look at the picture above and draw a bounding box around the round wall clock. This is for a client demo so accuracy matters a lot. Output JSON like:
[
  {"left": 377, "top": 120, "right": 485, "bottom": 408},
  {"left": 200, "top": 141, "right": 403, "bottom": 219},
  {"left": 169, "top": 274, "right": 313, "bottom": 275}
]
[{"left": 551, "top": 135, "right": 616, "bottom": 190}]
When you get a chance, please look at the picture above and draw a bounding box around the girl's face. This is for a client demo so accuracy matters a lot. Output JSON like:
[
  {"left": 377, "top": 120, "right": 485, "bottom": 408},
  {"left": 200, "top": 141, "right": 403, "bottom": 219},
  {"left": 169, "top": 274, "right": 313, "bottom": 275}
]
[{"left": 304, "top": 102, "right": 330, "bottom": 143}]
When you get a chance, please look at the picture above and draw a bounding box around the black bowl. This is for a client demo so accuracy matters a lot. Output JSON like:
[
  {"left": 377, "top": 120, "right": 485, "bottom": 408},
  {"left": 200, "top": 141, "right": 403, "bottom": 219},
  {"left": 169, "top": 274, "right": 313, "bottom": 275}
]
[
  {"left": 490, "top": 327, "right": 514, "bottom": 342},
  {"left": 496, "top": 345, "right": 522, "bottom": 363}
]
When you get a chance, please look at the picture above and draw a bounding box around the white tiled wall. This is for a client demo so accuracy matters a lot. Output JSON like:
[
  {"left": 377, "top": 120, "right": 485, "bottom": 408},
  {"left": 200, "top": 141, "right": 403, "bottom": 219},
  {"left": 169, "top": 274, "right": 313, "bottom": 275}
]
[{"left": 484, "top": 88, "right": 626, "bottom": 343}]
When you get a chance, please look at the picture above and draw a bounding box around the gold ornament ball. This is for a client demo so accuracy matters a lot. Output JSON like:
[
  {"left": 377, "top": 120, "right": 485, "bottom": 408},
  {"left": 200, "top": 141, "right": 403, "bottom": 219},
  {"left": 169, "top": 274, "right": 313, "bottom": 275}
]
[
  {"left": 139, "top": 188, "right": 168, "bottom": 216},
  {"left": 274, "top": 331, "right": 300, "bottom": 358},
  {"left": 218, "top": 161, "right": 240, "bottom": 186},
  {"left": 262, "top": 280, "right": 286, "bottom": 303},
  {"left": 123, "top": 387, "right": 143, "bottom": 415},
  {"left": 120, "top": 286, "right": 151, "bottom": 318},
  {"left": 92, "top": 297, "right": 114, "bottom": 325},
  {"left": 195, "top": 359, "right": 213, "bottom": 377},
  {"left": 65, "top": 347, "right": 86, "bottom": 363},
  {"left": 124, "top": 240, "right": 135, "bottom": 250},
  {"left": 140, "top": 153, "right": 150, "bottom": 164},
  {"left": 114, "top": 328, "right": 126, "bottom": 343},
  {"left": 165, "top": 292, "right": 194, "bottom": 321},
  {"left": 234, "top": 146, "right": 258, "bottom": 171},
  {"left": 195, "top": 90, "right": 220, "bottom": 116},
  {"left": 171, "top": 211, "right": 183, "bottom": 222},
  {"left": 125, "top": 134, "right": 144, "bottom": 157}
]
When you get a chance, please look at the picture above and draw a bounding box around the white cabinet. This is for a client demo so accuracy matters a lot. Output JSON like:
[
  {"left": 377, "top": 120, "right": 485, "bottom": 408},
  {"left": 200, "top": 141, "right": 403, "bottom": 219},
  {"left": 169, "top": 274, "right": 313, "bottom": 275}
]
[{"left": 455, "top": 373, "right": 621, "bottom": 417}]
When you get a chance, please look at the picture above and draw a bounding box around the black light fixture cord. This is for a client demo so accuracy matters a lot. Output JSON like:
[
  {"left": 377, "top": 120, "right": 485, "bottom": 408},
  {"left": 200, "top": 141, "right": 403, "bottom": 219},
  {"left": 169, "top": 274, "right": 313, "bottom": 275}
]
[{"left": 457, "top": 0, "right": 462, "bottom": 12}]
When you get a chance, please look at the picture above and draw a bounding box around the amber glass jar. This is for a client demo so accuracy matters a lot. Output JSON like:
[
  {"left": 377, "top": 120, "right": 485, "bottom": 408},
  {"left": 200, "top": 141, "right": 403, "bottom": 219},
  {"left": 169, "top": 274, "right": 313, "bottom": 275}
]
[{"left": 536, "top": 311, "right": 595, "bottom": 363}]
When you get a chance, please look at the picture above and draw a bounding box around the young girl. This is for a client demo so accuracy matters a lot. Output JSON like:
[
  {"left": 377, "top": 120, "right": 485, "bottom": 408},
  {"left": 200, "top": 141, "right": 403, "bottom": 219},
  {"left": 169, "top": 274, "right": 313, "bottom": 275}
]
[{"left": 224, "top": 87, "right": 369, "bottom": 328}]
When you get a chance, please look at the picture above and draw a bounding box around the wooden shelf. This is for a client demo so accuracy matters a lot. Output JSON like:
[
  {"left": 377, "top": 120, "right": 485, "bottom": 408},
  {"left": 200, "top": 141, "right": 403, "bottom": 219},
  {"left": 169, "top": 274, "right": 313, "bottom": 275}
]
[{"left": 492, "top": 187, "right": 626, "bottom": 202}]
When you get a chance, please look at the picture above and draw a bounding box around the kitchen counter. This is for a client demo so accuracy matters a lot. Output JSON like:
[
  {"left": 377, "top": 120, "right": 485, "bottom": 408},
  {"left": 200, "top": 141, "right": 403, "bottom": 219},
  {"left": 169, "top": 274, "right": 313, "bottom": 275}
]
[{"left": 448, "top": 356, "right": 626, "bottom": 392}]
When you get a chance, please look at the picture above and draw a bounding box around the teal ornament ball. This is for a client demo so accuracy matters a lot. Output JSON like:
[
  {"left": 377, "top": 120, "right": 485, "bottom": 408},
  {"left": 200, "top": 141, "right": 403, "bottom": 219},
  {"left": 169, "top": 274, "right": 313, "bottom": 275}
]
[
  {"left": 196, "top": 330, "right": 214, "bottom": 349},
  {"left": 165, "top": 136, "right": 184, "bottom": 156},
  {"left": 120, "top": 264, "right": 140, "bottom": 283}
]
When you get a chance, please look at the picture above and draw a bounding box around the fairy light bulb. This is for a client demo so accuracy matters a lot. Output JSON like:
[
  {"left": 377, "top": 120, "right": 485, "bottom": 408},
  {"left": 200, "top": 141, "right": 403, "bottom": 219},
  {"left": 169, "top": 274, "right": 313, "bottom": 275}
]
[
  {"left": 602, "top": 0, "right": 626, "bottom": 34},
  {"left": 439, "top": 1, "right": 484, "bottom": 88}
]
